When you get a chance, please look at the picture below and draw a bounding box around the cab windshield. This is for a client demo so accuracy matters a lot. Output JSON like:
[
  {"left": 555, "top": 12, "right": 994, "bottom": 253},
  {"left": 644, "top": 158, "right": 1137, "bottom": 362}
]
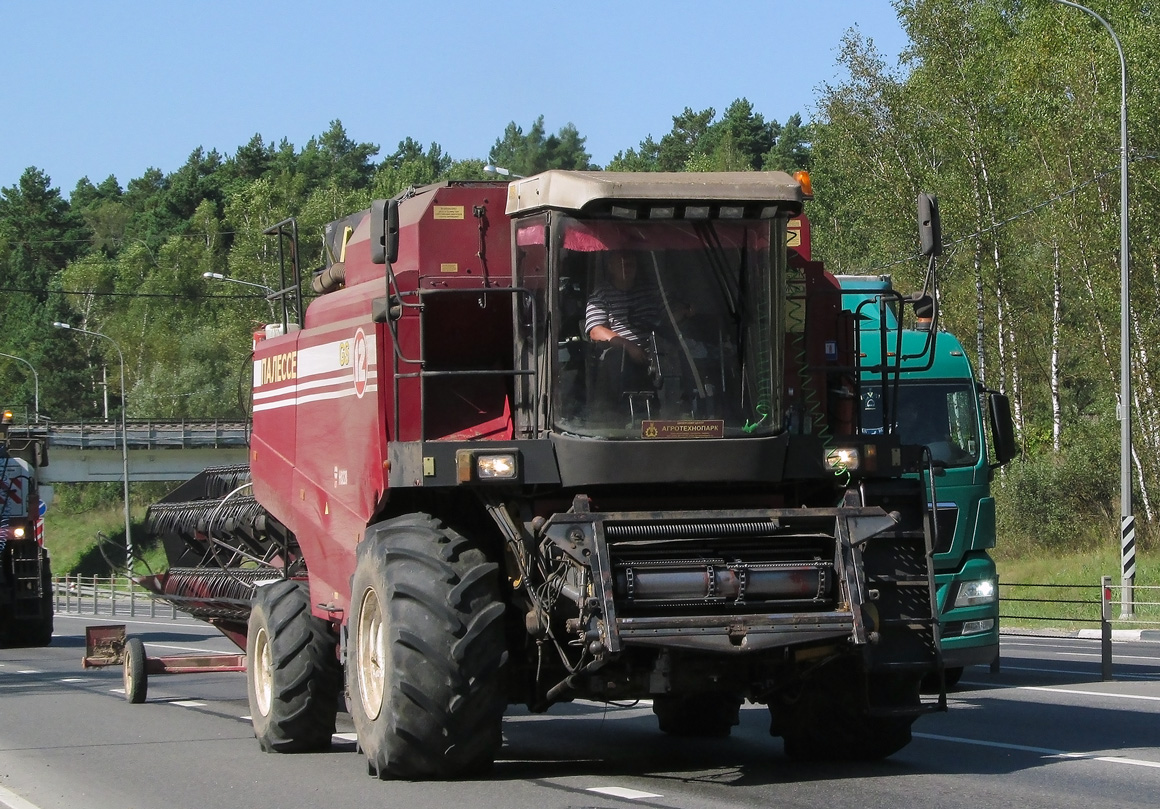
[
  {"left": 862, "top": 381, "right": 981, "bottom": 467},
  {"left": 533, "top": 215, "right": 783, "bottom": 440}
]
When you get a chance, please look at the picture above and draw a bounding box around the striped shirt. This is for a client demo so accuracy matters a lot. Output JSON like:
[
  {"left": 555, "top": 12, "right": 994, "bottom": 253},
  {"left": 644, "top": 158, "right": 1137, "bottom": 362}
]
[{"left": 584, "top": 283, "right": 663, "bottom": 345}]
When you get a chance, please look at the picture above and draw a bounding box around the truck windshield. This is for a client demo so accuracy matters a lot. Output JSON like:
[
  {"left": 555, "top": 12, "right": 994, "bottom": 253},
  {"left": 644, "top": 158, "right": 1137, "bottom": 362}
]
[
  {"left": 862, "top": 381, "right": 981, "bottom": 467},
  {"left": 542, "top": 215, "right": 782, "bottom": 440}
]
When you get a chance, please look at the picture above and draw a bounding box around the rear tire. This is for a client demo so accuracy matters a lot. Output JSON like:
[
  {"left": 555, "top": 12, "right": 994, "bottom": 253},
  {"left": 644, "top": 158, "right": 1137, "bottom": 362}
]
[
  {"left": 246, "top": 579, "right": 340, "bottom": 753},
  {"left": 654, "top": 693, "right": 741, "bottom": 737},
  {"left": 123, "top": 636, "right": 147, "bottom": 704},
  {"left": 348, "top": 513, "right": 507, "bottom": 780},
  {"left": 773, "top": 664, "right": 917, "bottom": 761}
]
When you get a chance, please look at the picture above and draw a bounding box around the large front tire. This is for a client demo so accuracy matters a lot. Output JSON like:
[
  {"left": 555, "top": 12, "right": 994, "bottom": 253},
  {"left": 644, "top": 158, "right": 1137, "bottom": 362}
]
[
  {"left": 246, "top": 579, "right": 341, "bottom": 753},
  {"left": 773, "top": 664, "right": 918, "bottom": 761},
  {"left": 349, "top": 514, "right": 507, "bottom": 780}
]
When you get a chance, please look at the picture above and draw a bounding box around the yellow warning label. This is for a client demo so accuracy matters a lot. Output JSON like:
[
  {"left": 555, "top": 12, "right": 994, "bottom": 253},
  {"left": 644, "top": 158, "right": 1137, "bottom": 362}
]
[
  {"left": 440, "top": 263, "right": 458, "bottom": 273},
  {"left": 787, "top": 219, "right": 802, "bottom": 247},
  {"left": 433, "top": 205, "right": 465, "bottom": 220}
]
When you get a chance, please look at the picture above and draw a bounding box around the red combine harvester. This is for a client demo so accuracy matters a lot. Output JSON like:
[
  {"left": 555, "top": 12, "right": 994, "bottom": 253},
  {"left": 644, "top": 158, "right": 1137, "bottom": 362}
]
[{"left": 146, "top": 170, "right": 949, "bottom": 777}]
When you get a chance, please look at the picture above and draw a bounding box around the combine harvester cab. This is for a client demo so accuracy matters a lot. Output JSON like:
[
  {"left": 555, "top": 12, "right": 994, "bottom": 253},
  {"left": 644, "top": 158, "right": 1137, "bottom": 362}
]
[{"left": 147, "top": 171, "right": 963, "bottom": 777}]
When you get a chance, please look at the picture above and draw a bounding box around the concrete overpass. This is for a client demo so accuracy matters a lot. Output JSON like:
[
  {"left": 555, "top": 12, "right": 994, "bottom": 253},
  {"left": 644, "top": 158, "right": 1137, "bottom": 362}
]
[{"left": 7, "top": 422, "right": 249, "bottom": 483}]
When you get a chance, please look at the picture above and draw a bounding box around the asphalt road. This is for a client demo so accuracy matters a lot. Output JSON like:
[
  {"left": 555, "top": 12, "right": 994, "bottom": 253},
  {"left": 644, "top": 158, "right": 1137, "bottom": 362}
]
[{"left": 2, "top": 615, "right": 1159, "bottom": 809}]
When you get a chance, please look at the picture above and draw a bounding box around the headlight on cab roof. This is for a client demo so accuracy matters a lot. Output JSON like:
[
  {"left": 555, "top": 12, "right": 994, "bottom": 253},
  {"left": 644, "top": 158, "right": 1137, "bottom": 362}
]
[
  {"left": 824, "top": 447, "right": 860, "bottom": 471},
  {"left": 456, "top": 449, "right": 519, "bottom": 483},
  {"left": 954, "top": 578, "right": 996, "bottom": 608}
]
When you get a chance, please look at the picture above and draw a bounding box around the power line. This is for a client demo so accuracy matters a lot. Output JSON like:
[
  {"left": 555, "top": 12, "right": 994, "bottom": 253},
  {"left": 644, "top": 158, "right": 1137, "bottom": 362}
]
[{"left": 0, "top": 286, "right": 264, "bottom": 300}]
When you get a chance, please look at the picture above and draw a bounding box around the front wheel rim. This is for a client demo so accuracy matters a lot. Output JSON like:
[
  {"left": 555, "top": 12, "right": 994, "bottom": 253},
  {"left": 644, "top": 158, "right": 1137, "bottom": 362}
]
[
  {"left": 356, "top": 586, "right": 386, "bottom": 721},
  {"left": 253, "top": 626, "right": 273, "bottom": 717}
]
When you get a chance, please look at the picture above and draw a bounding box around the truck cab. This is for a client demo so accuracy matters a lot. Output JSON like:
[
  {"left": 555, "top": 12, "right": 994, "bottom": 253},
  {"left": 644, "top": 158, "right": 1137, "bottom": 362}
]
[{"left": 838, "top": 275, "right": 1016, "bottom": 680}]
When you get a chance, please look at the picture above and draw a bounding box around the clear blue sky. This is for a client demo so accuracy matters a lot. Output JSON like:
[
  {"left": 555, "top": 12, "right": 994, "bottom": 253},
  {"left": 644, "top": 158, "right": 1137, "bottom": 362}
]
[{"left": 1, "top": 1, "right": 908, "bottom": 196}]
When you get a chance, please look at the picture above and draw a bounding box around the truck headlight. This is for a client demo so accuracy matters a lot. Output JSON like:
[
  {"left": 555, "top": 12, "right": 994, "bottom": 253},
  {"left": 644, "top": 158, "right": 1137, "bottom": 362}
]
[
  {"left": 962, "top": 619, "right": 995, "bottom": 634},
  {"left": 12, "top": 526, "right": 26, "bottom": 539},
  {"left": 954, "top": 578, "right": 996, "bottom": 608},
  {"left": 824, "top": 447, "right": 860, "bottom": 471}
]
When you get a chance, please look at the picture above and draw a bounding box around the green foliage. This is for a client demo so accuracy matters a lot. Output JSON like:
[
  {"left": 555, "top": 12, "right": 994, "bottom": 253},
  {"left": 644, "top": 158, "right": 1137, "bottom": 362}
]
[
  {"left": 488, "top": 116, "right": 595, "bottom": 176},
  {"left": 609, "top": 100, "right": 809, "bottom": 174}
]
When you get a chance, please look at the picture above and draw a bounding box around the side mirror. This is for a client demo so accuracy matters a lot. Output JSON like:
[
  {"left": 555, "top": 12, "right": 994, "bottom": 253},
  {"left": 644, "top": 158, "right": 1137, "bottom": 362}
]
[
  {"left": 918, "top": 193, "right": 942, "bottom": 257},
  {"left": 369, "top": 199, "right": 400, "bottom": 265},
  {"left": 988, "top": 392, "right": 1018, "bottom": 466}
]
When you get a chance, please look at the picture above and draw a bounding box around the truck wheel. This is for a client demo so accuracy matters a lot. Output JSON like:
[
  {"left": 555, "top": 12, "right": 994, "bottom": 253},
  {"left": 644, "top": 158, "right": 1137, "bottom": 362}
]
[
  {"left": 921, "top": 665, "right": 963, "bottom": 693},
  {"left": 653, "top": 693, "right": 742, "bottom": 737},
  {"left": 349, "top": 514, "right": 507, "bottom": 780},
  {"left": 123, "top": 636, "right": 148, "bottom": 703},
  {"left": 246, "top": 579, "right": 340, "bottom": 753}
]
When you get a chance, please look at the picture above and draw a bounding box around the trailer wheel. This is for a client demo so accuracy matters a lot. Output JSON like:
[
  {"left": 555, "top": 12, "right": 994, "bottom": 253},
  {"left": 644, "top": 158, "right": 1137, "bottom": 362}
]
[
  {"left": 653, "top": 693, "right": 742, "bottom": 737},
  {"left": 123, "top": 636, "right": 147, "bottom": 704},
  {"left": 349, "top": 514, "right": 507, "bottom": 780},
  {"left": 246, "top": 579, "right": 340, "bottom": 753}
]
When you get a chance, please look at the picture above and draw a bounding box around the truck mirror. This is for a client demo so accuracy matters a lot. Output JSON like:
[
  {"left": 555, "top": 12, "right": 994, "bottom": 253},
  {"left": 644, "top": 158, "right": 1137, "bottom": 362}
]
[
  {"left": 918, "top": 193, "right": 942, "bottom": 257},
  {"left": 369, "top": 199, "right": 400, "bottom": 264},
  {"left": 988, "top": 392, "right": 1018, "bottom": 465}
]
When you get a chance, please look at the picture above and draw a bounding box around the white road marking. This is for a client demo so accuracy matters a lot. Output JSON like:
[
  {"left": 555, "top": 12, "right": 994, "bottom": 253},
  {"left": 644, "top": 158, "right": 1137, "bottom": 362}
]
[
  {"left": 0, "top": 781, "right": 43, "bottom": 809},
  {"left": 961, "top": 679, "right": 1160, "bottom": 701},
  {"left": 16, "top": 670, "right": 40, "bottom": 675},
  {"left": 333, "top": 732, "right": 357, "bottom": 742},
  {"left": 171, "top": 700, "right": 206, "bottom": 708},
  {"left": 972, "top": 664, "right": 1159, "bottom": 680},
  {"left": 587, "top": 787, "right": 663, "bottom": 799},
  {"left": 916, "top": 733, "right": 1160, "bottom": 769},
  {"left": 58, "top": 678, "right": 85, "bottom": 683},
  {"left": 127, "top": 642, "right": 240, "bottom": 655}
]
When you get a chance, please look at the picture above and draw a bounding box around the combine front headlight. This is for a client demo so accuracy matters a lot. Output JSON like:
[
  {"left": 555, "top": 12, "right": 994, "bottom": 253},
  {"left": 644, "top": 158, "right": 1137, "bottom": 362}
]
[
  {"left": 456, "top": 449, "right": 519, "bottom": 483},
  {"left": 477, "top": 454, "right": 517, "bottom": 479},
  {"left": 824, "top": 447, "right": 860, "bottom": 471},
  {"left": 954, "top": 578, "right": 996, "bottom": 608}
]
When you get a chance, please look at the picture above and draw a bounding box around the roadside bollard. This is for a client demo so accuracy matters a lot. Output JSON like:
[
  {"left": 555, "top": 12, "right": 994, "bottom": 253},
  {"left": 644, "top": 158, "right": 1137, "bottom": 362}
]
[{"left": 1101, "top": 575, "right": 1113, "bottom": 681}]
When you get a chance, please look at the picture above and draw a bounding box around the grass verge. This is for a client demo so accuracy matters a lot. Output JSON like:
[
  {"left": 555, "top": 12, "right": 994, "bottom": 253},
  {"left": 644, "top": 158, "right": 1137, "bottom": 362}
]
[{"left": 995, "top": 544, "right": 1159, "bottom": 631}]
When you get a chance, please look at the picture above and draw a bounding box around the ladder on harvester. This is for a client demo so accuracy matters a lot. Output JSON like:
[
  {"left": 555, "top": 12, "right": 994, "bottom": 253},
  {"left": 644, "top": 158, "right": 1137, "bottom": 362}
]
[{"left": 850, "top": 479, "right": 946, "bottom": 713}]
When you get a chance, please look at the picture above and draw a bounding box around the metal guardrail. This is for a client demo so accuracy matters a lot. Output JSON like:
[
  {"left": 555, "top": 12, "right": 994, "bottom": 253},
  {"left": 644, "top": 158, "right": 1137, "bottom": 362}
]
[
  {"left": 997, "top": 576, "right": 1160, "bottom": 680},
  {"left": 52, "top": 576, "right": 178, "bottom": 619},
  {"left": 50, "top": 574, "right": 1157, "bottom": 682},
  {"left": 9, "top": 421, "right": 250, "bottom": 450}
]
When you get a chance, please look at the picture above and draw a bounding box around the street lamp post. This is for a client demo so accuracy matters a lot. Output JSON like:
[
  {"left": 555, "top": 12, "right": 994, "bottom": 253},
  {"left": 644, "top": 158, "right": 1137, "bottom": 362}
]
[
  {"left": 203, "top": 271, "right": 279, "bottom": 321},
  {"left": 0, "top": 352, "right": 39, "bottom": 422},
  {"left": 53, "top": 322, "right": 133, "bottom": 575},
  {"left": 1051, "top": 0, "right": 1133, "bottom": 616}
]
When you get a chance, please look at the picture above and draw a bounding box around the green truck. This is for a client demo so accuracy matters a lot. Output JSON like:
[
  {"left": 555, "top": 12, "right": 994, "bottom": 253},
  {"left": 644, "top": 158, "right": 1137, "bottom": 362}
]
[{"left": 837, "top": 275, "right": 1016, "bottom": 685}]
